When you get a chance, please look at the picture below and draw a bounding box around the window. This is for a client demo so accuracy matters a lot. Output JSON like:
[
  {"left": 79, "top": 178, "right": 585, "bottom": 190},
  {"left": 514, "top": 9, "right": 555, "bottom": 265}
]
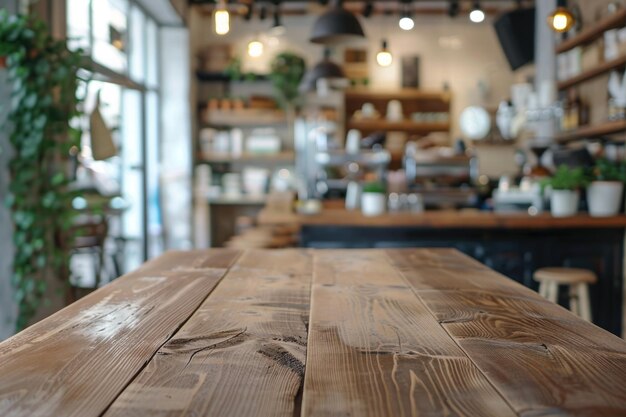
[{"left": 66, "top": 1, "right": 163, "bottom": 274}]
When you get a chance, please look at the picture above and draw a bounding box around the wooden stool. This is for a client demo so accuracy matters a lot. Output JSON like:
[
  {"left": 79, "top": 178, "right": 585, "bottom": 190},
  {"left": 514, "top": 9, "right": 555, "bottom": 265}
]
[{"left": 533, "top": 267, "right": 597, "bottom": 322}]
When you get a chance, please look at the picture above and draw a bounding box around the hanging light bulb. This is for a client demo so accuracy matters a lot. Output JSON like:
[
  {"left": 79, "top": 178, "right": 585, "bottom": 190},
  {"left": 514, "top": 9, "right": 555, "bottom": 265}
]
[
  {"left": 248, "top": 39, "right": 264, "bottom": 57},
  {"left": 376, "top": 40, "right": 392, "bottom": 67},
  {"left": 547, "top": 1, "right": 575, "bottom": 33},
  {"left": 271, "top": 1, "right": 286, "bottom": 36},
  {"left": 399, "top": 1, "right": 414, "bottom": 30},
  {"left": 214, "top": 0, "right": 230, "bottom": 35},
  {"left": 469, "top": 1, "right": 485, "bottom": 23}
]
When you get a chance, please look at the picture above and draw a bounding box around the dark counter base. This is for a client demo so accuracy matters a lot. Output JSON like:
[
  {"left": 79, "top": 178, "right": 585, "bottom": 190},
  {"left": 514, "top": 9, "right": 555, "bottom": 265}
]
[{"left": 301, "top": 226, "right": 624, "bottom": 336}]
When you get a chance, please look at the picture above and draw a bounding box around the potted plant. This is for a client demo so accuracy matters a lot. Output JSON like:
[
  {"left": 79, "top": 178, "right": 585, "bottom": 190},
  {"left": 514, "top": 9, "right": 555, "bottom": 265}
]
[
  {"left": 0, "top": 11, "right": 84, "bottom": 330},
  {"left": 587, "top": 158, "right": 626, "bottom": 217},
  {"left": 542, "top": 165, "right": 589, "bottom": 217},
  {"left": 269, "top": 52, "right": 306, "bottom": 109},
  {"left": 361, "top": 181, "right": 386, "bottom": 217}
]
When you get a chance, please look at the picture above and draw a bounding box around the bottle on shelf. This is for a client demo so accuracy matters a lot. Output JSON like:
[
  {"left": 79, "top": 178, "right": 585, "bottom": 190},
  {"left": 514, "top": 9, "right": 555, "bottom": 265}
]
[{"left": 569, "top": 90, "right": 580, "bottom": 129}]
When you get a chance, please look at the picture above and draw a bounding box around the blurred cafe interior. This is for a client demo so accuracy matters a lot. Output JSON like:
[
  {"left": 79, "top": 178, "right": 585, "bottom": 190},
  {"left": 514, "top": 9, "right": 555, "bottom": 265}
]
[{"left": 3, "top": 0, "right": 626, "bottom": 340}]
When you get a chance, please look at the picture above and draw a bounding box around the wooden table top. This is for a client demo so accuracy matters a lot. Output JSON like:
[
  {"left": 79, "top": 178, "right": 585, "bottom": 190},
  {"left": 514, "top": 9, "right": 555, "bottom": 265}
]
[
  {"left": 267, "top": 209, "right": 626, "bottom": 229},
  {"left": 1, "top": 248, "right": 626, "bottom": 417}
]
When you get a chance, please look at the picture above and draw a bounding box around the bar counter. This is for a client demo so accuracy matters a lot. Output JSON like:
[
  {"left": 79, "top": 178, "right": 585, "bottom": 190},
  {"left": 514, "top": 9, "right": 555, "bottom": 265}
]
[
  {"left": 1, "top": 249, "right": 625, "bottom": 416},
  {"left": 294, "top": 209, "right": 626, "bottom": 228},
  {"left": 260, "top": 209, "right": 626, "bottom": 336}
]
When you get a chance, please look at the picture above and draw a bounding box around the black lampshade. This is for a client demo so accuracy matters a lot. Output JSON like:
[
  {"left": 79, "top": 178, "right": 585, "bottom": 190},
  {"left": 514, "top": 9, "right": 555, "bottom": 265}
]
[
  {"left": 300, "top": 49, "right": 346, "bottom": 92},
  {"left": 310, "top": 5, "right": 366, "bottom": 44}
]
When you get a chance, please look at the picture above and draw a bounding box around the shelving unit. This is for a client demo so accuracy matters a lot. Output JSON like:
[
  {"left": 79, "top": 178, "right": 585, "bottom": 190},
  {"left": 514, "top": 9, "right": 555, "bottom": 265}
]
[
  {"left": 198, "top": 151, "right": 295, "bottom": 164},
  {"left": 201, "top": 109, "right": 286, "bottom": 128},
  {"left": 558, "top": 54, "right": 626, "bottom": 90},
  {"left": 555, "top": 10, "right": 626, "bottom": 141},
  {"left": 193, "top": 60, "right": 293, "bottom": 248},
  {"left": 556, "top": 8, "right": 626, "bottom": 54},
  {"left": 346, "top": 119, "right": 450, "bottom": 134},
  {"left": 555, "top": 120, "right": 626, "bottom": 143},
  {"left": 344, "top": 89, "right": 451, "bottom": 134},
  {"left": 343, "top": 89, "right": 451, "bottom": 169}
]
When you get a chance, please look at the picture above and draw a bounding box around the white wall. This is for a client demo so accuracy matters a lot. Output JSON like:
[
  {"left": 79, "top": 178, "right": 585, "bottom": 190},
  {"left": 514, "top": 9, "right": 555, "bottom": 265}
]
[{"left": 191, "top": 10, "right": 523, "bottom": 176}]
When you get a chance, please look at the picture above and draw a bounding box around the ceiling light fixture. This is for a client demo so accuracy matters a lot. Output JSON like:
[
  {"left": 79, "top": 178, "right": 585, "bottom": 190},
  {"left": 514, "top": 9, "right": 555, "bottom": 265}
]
[
  {"left": 362, "top": 1, "right": 374, "bottom": 18},
  {"left": 271, "top": 1, "right": 286, "bottom": 36},
  {"left": 310, "top": 0, "right": 366, "bottom": 45},
  {"left": 399, "top": 1, "right": 414, "bottom": 31},
  {"left": 214, "top": 0, "right": 230, "bottom": 35},
  {"left": 547, "top": 0, "right": 575, "bottom": 33},
  {"left": 448, "top": 0, "right": 459, "bottom": 18},
  {"left": 299, "top": 48, "right": 346, "bottom": 92},
  {"left": 469, "top": 1, "right": 485, "bottom": 23},
  {"left": 244, "top": 3, "right": 253, "bottom": 21},
  {"left": 376, "top": 39, "right": 392, "bottom": 67},
  {"left": 248, "top": 38, "right": 264, "bottom": 58}
]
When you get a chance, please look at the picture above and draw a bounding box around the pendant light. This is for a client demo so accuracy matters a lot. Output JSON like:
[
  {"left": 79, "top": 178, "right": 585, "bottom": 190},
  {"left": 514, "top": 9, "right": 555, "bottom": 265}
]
[
  {"left": 399, "top": 1, "right": 414, "bottom": 30},
  {"left": 248, "top": 38, "right": 264, "bottom": 58},
  {"left": 547, "top": 0, "right": 575, "bottom": 33},
  {"left": 300, "top": 48, "right": 346, "bottom": 92},
  {"left": 214, "top": 0, "right": 230, "bottom": 35},
  {"left": 376, "top": 40, "right": 393, "bottom": 67},
  {"left": 270, "top": 1, "right": 286, "bottom": 36},
  {"left": 469, "top": 1, "right": 485, "bottom": 23},
  {"left": 310, "top": 0, "right": 366, "bottom": 45}
]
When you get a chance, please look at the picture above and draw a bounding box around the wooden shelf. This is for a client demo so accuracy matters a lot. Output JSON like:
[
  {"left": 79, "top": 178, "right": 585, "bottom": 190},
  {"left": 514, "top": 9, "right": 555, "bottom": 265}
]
[
  {"left": 555, "top": 120, "right": 626, "bottom": 142},
  {"left": 202, "top": 109, "right": 286, "bottom": 127},
  {"left": 556, "top": 8, "right": 626, "bottom": 54},
  {"left": 558, "top": 54, "right": 626, "bottom": 90},
  {"left": 344, "top": 89, "right": 451, "bottom": 101},
  {"left": 198, "top": 151, "right": 295, "bottom": 164},
  {"left": 347, "top": 119, "right": 450, "bottom": 133}
]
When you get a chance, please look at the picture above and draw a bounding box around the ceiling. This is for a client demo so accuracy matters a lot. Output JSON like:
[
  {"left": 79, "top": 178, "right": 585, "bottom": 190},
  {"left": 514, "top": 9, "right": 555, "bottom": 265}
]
[{"left": 189, "top": 1, "right": 535, "bottom": 17}]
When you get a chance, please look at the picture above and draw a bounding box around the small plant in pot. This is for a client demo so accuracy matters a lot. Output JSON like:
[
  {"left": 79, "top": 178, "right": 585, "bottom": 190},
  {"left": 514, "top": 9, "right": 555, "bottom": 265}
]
[
  {"left": 587, "top": 158, "right": 626, "bottom": 217},
  {"left": 542, "top": 165, "right": 589, "bottom": 217},
  {"left": 361, "top": 181, "right": 386, "bottom": 217}
]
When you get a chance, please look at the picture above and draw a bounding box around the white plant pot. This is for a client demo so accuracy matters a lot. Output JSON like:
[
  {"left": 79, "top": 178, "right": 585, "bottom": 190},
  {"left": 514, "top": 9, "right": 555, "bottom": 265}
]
[
  {"left": 550, "top": 190, "right": 579, "bottom": 217},
  {"left": 361, "top": 193, "right": 386, "bottom": 217},
  {"left": 587, "top": 181, "right": 624, "bottom": 217}
]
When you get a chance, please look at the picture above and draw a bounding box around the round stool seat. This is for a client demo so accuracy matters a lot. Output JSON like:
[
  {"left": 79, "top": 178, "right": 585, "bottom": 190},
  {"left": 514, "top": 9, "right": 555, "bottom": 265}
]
[{"left": 533, "top": 267, "right": 597, "bottom": 285}]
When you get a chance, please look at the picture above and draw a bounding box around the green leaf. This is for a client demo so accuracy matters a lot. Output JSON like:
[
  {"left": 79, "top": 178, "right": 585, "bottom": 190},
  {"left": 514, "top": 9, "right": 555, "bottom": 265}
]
[{"left": 51, "top": 172, "right": 65, "bottom": 185}]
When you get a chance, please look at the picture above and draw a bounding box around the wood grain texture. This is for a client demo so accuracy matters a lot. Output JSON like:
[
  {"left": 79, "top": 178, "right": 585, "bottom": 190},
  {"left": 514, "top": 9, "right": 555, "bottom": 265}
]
[
  {"left": 387, "top": 249, "right": 626, "bottom": 417},
  {"left": 0, "top": 249, "right": 240, "bottom": 417},
  {"left": 105, "top": 249, "right": 312, "bottom": 417},
  {"left": 302, "top": 249, "right": 517, "bottom": 417}
]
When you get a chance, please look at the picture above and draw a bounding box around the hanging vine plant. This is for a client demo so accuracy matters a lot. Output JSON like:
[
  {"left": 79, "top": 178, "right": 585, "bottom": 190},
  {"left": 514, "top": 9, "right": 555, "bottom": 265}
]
[{"left": 0, "top": 11, "right": 84, "bottom": 330}]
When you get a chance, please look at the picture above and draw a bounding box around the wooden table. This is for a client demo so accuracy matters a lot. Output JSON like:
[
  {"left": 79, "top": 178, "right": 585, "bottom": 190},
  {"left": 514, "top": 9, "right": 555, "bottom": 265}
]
[
  {"left": 1, "top": 249, "right": 626, "bottom": 416},
  {"left": 262, "top": 210, "right": 626, "bottom": 335}
]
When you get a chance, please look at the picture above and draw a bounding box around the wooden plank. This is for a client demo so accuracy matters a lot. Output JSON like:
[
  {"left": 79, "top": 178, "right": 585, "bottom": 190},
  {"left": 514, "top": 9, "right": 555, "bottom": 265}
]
[
  {"left": 0, "top": 249, "right": 241, "bottom": 417},
  {"left": 302, "top": 249, "right": 517, "bottom": 417},
  {"left": 555, "top": 119, "right": 626, "bottom": 143},
  {"left": 105, "top": 249, "right": 312, "bottom": 417},
  {"left": 387, "top": 249, "right": 626, "bottom": 416}
]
